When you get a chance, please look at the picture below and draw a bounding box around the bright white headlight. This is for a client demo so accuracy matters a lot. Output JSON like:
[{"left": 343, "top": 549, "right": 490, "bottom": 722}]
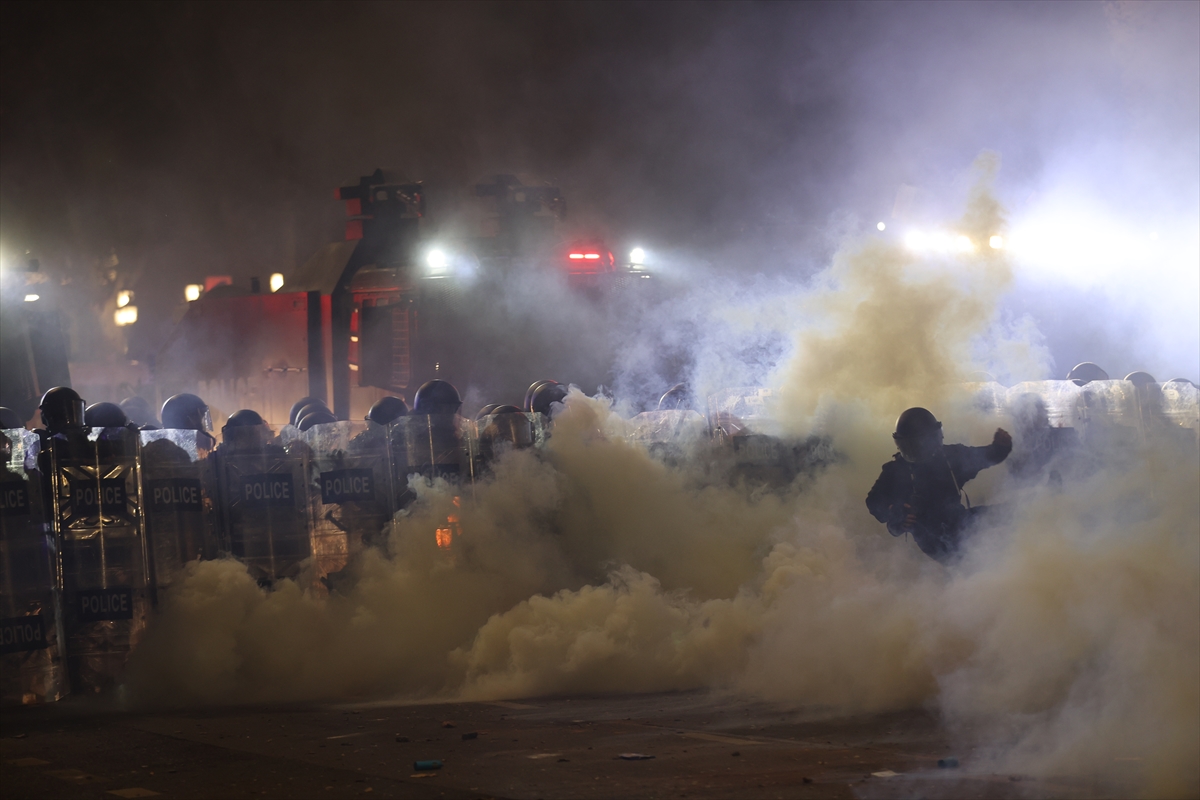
[
  {"left": 630, "top": 247, "right": 646, "bottom": 265},
  {"left": 427, "top": 249, "right": 448, "bottom": 271}
]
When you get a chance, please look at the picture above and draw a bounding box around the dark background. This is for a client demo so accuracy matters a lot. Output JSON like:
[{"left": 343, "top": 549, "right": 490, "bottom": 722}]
[{"left": 2, "top": 1, "right": 1197, "bottom": 381}]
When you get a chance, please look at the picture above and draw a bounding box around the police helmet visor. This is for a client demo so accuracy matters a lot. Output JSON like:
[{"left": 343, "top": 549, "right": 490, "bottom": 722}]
[{"left": 42, "top": 397, "right": 86, "bottom": 431}]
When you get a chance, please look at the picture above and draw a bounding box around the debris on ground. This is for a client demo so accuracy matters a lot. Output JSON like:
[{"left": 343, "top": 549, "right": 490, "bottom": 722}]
[
  {"left": 441, "top": 722, "right": 455, "bottom": 729},
  {"left": 937, "top": 757, "right": 959, "bottom": 768},
  {"left": 871, "top": 770, "right": 900, "bottom": 778},
  {"left": 461, "top": 732, "right": 478, "bottom": 740},
  {"left": 618, "top": 753, "right": 656, "bottom": 760},
  {"left": 413, "top": 760, "right": 443, "bottom": 771}
]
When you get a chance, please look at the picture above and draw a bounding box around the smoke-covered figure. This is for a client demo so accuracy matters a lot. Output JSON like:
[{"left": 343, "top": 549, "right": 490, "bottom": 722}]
[{"left": 866, "top": 407, "right": 1012, "bottom": 563}]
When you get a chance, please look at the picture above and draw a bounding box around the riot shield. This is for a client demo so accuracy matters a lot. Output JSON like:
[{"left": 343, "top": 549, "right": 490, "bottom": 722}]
[
  {"left": 1006, "top": 381, "right": 1085, "bottom": 429},
  {"left": 298, "top": 422, "right": 396, "bottom": 589},
  {"left": 391, "top": 415, "right": 475, "bottom": 486},
  {"left": 1, "top": 429, "right": 68, "bottom": 705},
  {"left": 139, "top": 429, "right": 218, "bottom": 593},
  {"left": 1073, "top": 380, "right": 1140, "bottom": 449},
  {"left": 216, "top": 428, "right": 310, "bottom": 586},
  {"left": 50, "top": 427, "right": 151, "bottom": 694},
  {"left": 627, "top": 410, "right": 708, "bottom": 469},
  {"left": 1160, "top": 381, "right": 1199, "bottom": 433},
  {"left": 475, "top": 412, "right": 535, "bottom": 470}
]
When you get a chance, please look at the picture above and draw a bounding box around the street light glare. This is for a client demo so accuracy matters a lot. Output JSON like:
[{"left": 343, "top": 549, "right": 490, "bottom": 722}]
[
  {"left": 876, "top": 222, "right": 886, "bottom": 231},
  {"left": 24, "top": 294, "right": 39, "bottom": 302},
  {"left": 630, "top": 247, "right": 646, "bottom": 264},
  {"left": 185, "top": 284, "right": 203, "bottom": 302},
  {"left": 269, "top": 273, "right": 284, "bottom": 292}
]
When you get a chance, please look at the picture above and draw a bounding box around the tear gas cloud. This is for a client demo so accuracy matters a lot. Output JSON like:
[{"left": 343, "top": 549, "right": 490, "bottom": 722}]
[{"left": 127, "top": 170, "right": 1199, "bottom": 798}]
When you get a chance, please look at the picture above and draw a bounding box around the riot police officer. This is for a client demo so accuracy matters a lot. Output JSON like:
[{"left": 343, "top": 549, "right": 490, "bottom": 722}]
[
  {"left": 38, "top": 387, "right": 86, "bottom": 436},
  {"left": 866, "top": 407, "right": 1012, "bottom": 563},
  {"left": 161, "top": 393, "right": 216, "bottom": 450},
  {"left": 289, "top": 397, "right": 328, "bottom": 427},
  {"left": 84, "top": 402, "right": 130, "bottom": 429},
  {"left": 367, "top": 396, "right": 408, "bottom": 426},
  {"left": 119, "top": 396, "right": 159, "bottom": 429},
  {"left": 658, "top": 383, "right": 689, "bottom": 411},
  {"left": 0, "top": 407, "right": 26, "bottom": 430}
]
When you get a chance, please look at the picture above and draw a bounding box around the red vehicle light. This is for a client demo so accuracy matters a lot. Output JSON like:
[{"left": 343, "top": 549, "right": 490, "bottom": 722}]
[{"left": 569, "top": 253, "right": 584, "bottom": 259}]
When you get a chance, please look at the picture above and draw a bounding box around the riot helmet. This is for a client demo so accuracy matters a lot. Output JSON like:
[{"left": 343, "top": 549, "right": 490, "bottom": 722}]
[
  {"left": 413, "top": 380, "right": 462, "bottom": 416},
  {"left": 530, "top": 382, "right": 569, "bottom": 415},
  {"left": 491, "top": 404, "right": 522, "bottom": 415},
  {"left": 85, "top": 402, "right": 129, "bottom": 428},
  {"left": 289, "top": 396, "right": 327, "bottom": 426},
  {"left": 39, "top": 387, "right": 86, "bottom": 434},
  {"left": 161, "top": 393, "right": 212, "bottom": 432},
  {"left": 293, "top": 403, "right": 327, "bottom": 426},
  {"left": 892, "top": 407, "right": 943, "bottom": 463},
  {"left": 120, "top": 395, "right": 159, "bottom": 427},
  {"left": 523, "top": 380, "right": 557, "bottom": 412},
  {"left": 1124, "top": 371, "right": 1157, "bottom": 387},
  {"left": 476, "top": 404, "right": 500, "bottom": 420},
  {"left": 297, "top": 409, "right": 337, "bottom": 431},
  {"left": 657, "top": 383, "right": 688, "bottom": 411},
  {"left": 367, "top": 396, "right": 408, "bottom": 425},
  {"left": 221, "top": 409, "right": 271, "bottom": 449},
  {"left": 1065, "top": 362, "right": 1109, "bottom": 386},
  {"left": 223, "top": 409, "right": 265, "bottom": 429},
  {"left": 0, "top": 407, "right": 24, "bottom": 429}
]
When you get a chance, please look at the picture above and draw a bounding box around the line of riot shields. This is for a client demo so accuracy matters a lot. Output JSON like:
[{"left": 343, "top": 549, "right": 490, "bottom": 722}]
[
  {"left": 3, "top": 378, "right": 1196, "bottom": 704},
  {"left": 0, "top": 410, "right": 553, "bottom": 704}
]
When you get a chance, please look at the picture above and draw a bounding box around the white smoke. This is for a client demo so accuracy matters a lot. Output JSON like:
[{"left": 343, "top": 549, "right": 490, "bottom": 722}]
[{"left": 125, "top": 166, "right": 1199, "bottom": 798}]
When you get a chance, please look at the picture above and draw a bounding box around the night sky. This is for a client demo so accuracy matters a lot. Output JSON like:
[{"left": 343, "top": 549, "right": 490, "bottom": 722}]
[{"left": 2, "top": 1, "right": 1197, "bottom": 377}]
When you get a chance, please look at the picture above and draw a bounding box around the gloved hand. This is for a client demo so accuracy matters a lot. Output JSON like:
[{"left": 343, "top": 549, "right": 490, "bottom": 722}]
[
  {"left": 887, "top": 502, "right": 917, "bottom": 536},
  {"left": 991, "top": 427, "right": 1013, "bottom": 459}
]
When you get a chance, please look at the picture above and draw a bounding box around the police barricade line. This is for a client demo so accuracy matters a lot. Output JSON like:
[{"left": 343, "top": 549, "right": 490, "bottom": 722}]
[
  {"left": 1, "top": 428, "right": 68, "bottom": 706},
  {"left": 50, "top": 427, "right": 151, "bottom": 695}
]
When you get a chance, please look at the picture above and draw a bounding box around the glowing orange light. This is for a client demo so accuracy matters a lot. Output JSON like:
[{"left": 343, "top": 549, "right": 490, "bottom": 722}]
[{"left": 436, "top": 496, "right": 464, "bottom": 549}]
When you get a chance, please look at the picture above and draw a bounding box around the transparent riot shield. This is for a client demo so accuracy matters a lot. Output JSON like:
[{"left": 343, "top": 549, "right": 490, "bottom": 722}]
[
  {"left": 1160, "top": 381, "right": 1199, "bottom": 434},
  {"left": 627, "top": 410, "right": 708, "bottom": 468},
  {"left": 1, "top": 429, "right": 68, "bottom": 705},
  {"left": 475, "top": 412, "right": 535, "bottom": 470},
  {"left": 1073, "top": 380, "right": 1140, "bottom": 449},
  {"left": 1006, "top": 381, "right": 1084, "bottom": 429},
  {"left": 628, "top": 410, "right": 708, "bottom": 446},
  {"left": 139, "top": 429, "right": 218, "bottom": 593},
  {"left": 390, "top": 415, "right": 473, "bottom": 554},
  {"left": 1156, "top": 380, "right": 1200, "bottom": 456},
  {"left": 299, "top": 422, "right": 396, "bottom": 590},
  {"left": 216, "top": 427, "right": 310, "bottom": 586},
  {"left": 965, "top": 381, "right": 1010, "bottom": 418},
  {"left": 50, "top": 427, "right": 151, "bottom": 694},
  {"left": 707, "top": 387, "right": 783, "bottom": 439},
  {"left": 391, "top": 415, "right": 475, "bottom": 486}
]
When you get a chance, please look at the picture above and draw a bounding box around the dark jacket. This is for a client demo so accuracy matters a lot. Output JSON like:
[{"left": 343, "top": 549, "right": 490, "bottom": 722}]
[{"left": 866, "top": 441, "right": 1009, "bottom": 561}]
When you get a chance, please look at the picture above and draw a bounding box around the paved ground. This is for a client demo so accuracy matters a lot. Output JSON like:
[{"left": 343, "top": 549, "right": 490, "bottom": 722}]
[{"left": 2, "top": 691, "right": 1131, "bottom": 799}]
